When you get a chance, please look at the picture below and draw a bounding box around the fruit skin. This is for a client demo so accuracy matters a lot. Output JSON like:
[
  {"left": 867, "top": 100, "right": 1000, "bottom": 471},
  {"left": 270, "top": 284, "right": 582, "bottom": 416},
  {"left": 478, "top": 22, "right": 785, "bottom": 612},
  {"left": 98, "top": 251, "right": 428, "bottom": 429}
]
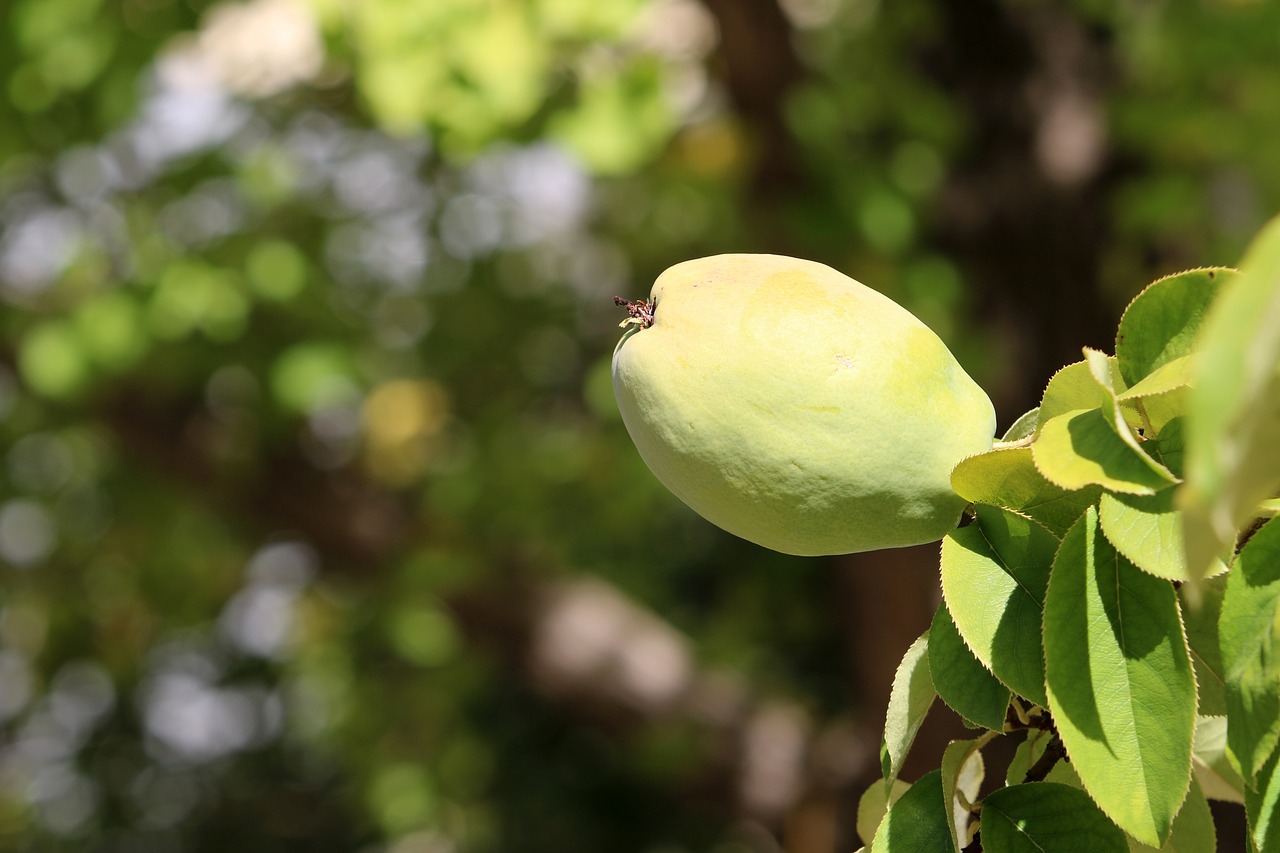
[{"left": 612, "top": 254, "right": 997, "bottom": 556}]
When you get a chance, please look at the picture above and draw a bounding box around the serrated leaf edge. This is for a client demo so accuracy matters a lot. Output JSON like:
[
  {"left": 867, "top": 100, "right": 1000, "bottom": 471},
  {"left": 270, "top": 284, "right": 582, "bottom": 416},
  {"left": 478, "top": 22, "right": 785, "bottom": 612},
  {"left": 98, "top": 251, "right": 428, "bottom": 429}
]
[
  {"left": 1034, "top": 359, "right": 1091, "bottom": 439},
  {"left": 941, "top": 507, "right": 1060, "bottom": 707},
  {"left": 881, "top": 632, "right": 936, "bottom": 790},
  {"left": 930, "top": 578, "right": 1014, "bottom": 728},
  {"left": 1030, "top": 412, "right": 1165, "bottom": 496},
  {"left": 1042, "top": 509, "right": 1197, "bottom": 847},
  {"left": 1115, "top": 267, "right": 1238, "bottom": 390},
  {"left": 1096, "top": 491, "right": 1230, "bottom": 582}
]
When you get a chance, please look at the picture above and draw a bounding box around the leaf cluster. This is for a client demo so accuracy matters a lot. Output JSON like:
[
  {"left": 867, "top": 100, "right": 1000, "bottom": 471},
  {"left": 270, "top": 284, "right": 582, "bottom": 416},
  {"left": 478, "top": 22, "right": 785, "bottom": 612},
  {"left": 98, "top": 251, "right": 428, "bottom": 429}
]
[{"left": 861, "top": 217, "right": 1280, "bottom": 852}]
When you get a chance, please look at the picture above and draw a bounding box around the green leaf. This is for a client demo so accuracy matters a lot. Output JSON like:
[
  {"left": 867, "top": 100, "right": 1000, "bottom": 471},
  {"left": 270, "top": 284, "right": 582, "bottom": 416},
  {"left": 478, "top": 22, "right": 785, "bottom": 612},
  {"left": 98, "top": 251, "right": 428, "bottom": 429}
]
[
  {"left": 870, "top": 769, "right": 952, "bottom": 853},
  {"left": 1037, "top": 360, "right": 1112, "bottom": 431},
  {"left": 1034, "top": 407, "right": 1176, "bottom": 495},
  {"left": 1129, "top": 387, "right": 1190, "bottom": 437},
  {"left": 980, "top": 782, "right": 1128, "bottom": 853},
  {"left": 1115, "top": 267, "right": 1233, "bottom": 388},
  {"left": 1220, "top": 516, "right": 1280, "bottom": 781},
  {"left": 941, "top": 505, "right": 1058, "bottom": 706},
  {"left": 951, "top": 446, "right": 1099, "bottom": 537},
  {"left": 1245, "top": 747, "right": 1280, "bottom": 853},
  {"left": 1118, "top": 354, "right": 1195, "bottom": 401},
  {"left": 880, "top": 633, "right": 936, "bottom": 788},
  {"left": 1125, "top": 779, "right": 1216, "bottom": 853},
  {"left": 1043, "top": 507, "right": 1197, "bottom": 846},
  {"left": 1180, "top": 582, "right": 1228, "bottom": 717},
  {"left": 929, "top": 603, "right": 1010, "bottom": 730},
  {"left": 1098, "top": 489, "right": 1227, "bottom": 581},
  {"left": 1192, "top": 716, "right": 1245, "bottom": 804},
  {"left": 1084, "top": 347, "right": 1178, "bottom": 480},
  {"left": 1006, "top": 728, "right": 1055, "bottom": 786},
  {"left": 1146, "top": 415, "right": 1187, "bottom": 479},
  {"left": 1182, "top": 217, "right": 1280, "bottom": 580},
  {"left": 1002, "top": 407, "right": 1039, "bottom": 442},
  {"left": 857, "top": 778, "right": 911, "bottom": 848},
  {"left": 940, "top": 739, "right": 985, "bottom": 852}
]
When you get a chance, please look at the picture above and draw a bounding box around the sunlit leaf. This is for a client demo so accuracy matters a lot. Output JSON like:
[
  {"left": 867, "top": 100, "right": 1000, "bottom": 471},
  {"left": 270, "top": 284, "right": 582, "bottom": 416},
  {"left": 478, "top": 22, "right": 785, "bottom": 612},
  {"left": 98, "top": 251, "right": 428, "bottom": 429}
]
[
  {"left": 1117, "top": 354, "right": 1194, "bottom": 401},
  {"left": 870, "top": 769, "right": 951, "bottom": 853},
  {"left": 980, "top": 782, "right": 1128, "bottom": 853},
  {"left": 940, "top": 738, "right": 984, "bottom": 851},
  {"left": 1036, "top": 360, "right": 1111, "bottom": 431},
  {"left": 880, "top": 633, "right": 935, "bottom": 789},
  {"left": 1182, "top": 216, "right": 1280, "bottom": 580},
  {"left": 1126, "top": 779, "right": 1216, "bottom": 853},
  {"left": 1193, "top": 716, "right": 1246, "bottom": 804},
  {"left": 1098, "top": 489, "right": 1226, "bottom": 581},
  {"left": 1034, "top": 408, "right": 1175, "bottom": 495},
  {"left": 941, "top": 505, "right": 1057, "bottom": 707},
  {"left": 950, "top": 446, "right": 1099, "bottom": 537},
  {"left": 1180, "top": 582, "right": 1228, "bottom": 717},
  {"left": 1245, "top": 748, "right": 1280, "bottom": 853},
  {"left": 1220, "top": 516, "right": 1280, "bottom": 782},
  {"left": 857, "top": 778, "right": 911, "bottom": 848},
  {"left": 1043, "top": 507, "right": 1196, "bottom": 846},
  {"left": 1115, "top": 267, "right": 1233, "bottom": 388},
  {"left": 928, "top": 603, "right": 1010, "bottom": 731},
  {"left": 1006, "top": 728, "right": 1054, "bottom": 787}
]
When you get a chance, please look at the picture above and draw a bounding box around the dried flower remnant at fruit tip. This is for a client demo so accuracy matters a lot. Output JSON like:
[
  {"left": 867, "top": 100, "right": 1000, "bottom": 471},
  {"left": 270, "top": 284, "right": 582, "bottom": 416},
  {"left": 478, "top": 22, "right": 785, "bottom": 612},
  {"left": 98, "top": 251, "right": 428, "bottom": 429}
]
[{"left": 614, "top": 295, "right": 655, "bottom": 330}]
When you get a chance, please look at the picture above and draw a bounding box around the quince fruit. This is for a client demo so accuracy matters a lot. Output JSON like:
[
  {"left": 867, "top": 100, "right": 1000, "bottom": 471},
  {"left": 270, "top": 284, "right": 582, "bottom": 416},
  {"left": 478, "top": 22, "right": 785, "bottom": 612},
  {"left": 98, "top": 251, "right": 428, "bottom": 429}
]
[{"left": 612, "top": 254, "right": 996, "bottom": 556}]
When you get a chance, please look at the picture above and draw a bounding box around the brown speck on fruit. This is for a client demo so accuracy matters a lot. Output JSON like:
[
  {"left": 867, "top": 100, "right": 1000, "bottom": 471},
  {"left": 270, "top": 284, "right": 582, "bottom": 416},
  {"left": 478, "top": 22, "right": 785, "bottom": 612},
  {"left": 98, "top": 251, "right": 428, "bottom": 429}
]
[{"left": 614, "top": 295, "right": 655, "bottom": 330}]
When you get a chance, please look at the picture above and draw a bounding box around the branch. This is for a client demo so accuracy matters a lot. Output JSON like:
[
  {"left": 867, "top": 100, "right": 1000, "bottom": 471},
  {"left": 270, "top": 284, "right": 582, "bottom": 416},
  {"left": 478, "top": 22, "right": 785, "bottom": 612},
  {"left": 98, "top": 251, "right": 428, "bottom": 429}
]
[{"left": 1023, "top": 734, "right": 1067, "bottom": 783}]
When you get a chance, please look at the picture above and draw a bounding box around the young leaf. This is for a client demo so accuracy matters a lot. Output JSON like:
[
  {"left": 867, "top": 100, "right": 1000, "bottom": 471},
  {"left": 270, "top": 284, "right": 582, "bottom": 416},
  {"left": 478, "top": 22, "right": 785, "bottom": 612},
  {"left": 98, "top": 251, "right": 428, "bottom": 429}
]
[
  {"left": 1182, "top": 217, "right": 1280, "bottom": 580},
  {"left": 857, "top": 778, "right": 911, "bottom": 848},
  {"left": 940, "top": 739, "right": 985, "bottom": 852},
  {"left": 1033, "top": 407, "right": 1175, "bottom": 495},
  {"left": 1098, "top": 489, "right": 1227, "bottom": 582},
  {"left": 951, "top": 446, "right": 1099, "bottom": 537},
  {"left": 870, "top": 769, "right": 952, "bottom": 853},
  {"left": 1043, "top": 507, "right": 1197, "bottom": 847},
  {"left": 980, "top": 782, "right": 1128, "bottom": 853},
  {"left": 1192, "top": 716, "right": 1245, "bottom": 804},
  {"left": 1115, "top": 267, "right": 1233, "bottom": 389},
  {"left": 1126, "top": 779, "right": 1216, "bottom": 853},
  {"left": 880, "top": 633, "right": 936, "bottom": 789},
  {"left": 1037, "top": 360, "right": 1112, "bottom": 430},
  {"left": 1245, "top": 747, "right": 1280, "bottom": 853},
  {"left": 1180, "top": 582, "right": 1228, "bottom": 717},
  {"left": 929, "top": 603, "right": 1011, "bottom": 731},
  {"left": 1117, "top": 354, "right": 1195, "bottom": 401},
  {"left": 941, "top": 505, "right": 1058, "bottom": 707},
  {"left": 1084, "top": 346, "right": 1177, "bottom": 480},
  {"left": 1219, "top": 516, "right": 1280, "bottom": 782}
]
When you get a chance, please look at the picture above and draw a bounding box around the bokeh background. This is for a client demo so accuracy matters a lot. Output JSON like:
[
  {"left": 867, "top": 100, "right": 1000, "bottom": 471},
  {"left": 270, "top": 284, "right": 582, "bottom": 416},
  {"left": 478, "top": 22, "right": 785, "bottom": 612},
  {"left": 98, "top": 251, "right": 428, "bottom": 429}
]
[{"left": 1, "top": 1, "right": 1277, "bottom": 850}]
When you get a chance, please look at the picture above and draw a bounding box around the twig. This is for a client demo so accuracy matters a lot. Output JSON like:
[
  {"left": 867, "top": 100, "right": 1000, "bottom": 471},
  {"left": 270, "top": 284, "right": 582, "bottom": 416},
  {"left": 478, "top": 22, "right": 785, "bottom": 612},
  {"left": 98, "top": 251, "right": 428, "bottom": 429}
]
[{"left": 1023, "top": 734, "right": 1067, "bottom": 783}]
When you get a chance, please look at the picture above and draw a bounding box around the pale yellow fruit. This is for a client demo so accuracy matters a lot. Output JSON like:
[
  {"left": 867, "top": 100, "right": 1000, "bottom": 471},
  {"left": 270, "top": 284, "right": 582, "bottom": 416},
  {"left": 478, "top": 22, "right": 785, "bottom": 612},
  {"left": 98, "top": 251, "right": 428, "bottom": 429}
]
[{"left": 612, "top": 254, "right": 996, "bottom": 556}]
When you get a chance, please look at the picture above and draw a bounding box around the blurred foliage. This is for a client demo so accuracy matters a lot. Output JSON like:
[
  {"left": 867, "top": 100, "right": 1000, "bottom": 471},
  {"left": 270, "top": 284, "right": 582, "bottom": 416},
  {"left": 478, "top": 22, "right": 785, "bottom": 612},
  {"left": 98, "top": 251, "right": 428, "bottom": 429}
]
[{"left": 0, "top": 0, "right": 1278, "bottom": 850}]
